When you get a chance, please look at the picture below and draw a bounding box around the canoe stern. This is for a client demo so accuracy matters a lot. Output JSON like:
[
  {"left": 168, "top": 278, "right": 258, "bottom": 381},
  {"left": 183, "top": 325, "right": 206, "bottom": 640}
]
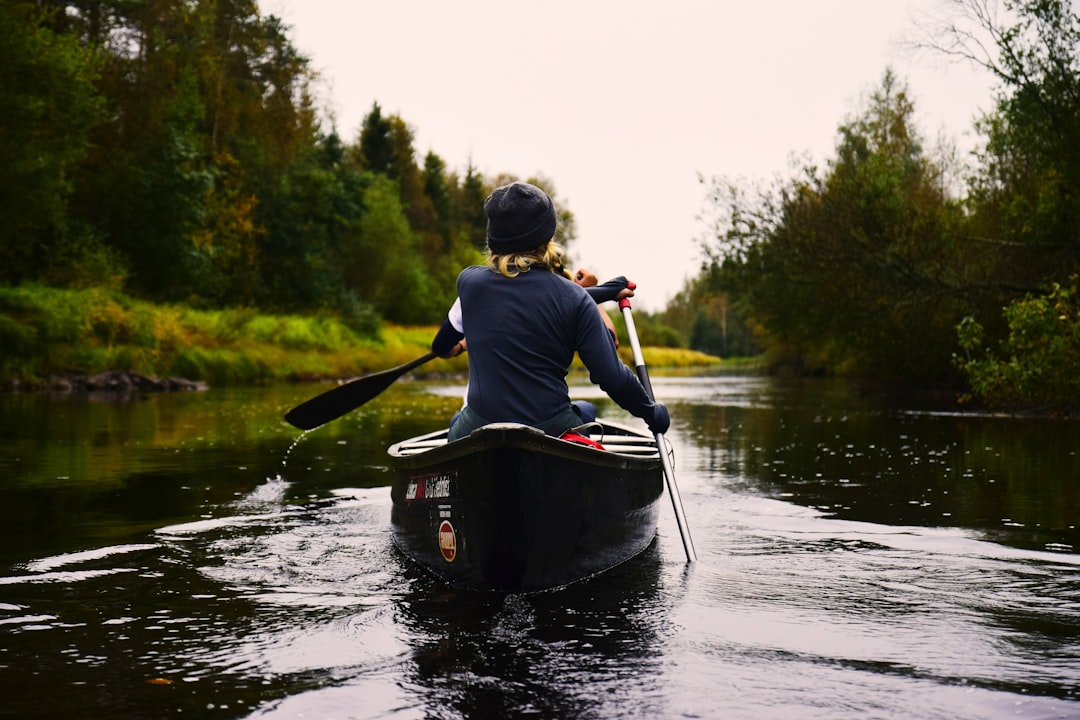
[{"left": 389, "top": 422, "right": 663, "bottom": 593}]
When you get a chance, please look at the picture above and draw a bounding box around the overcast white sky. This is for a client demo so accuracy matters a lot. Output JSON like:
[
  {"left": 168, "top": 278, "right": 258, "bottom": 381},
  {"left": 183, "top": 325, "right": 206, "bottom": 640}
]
[{"left": 270, "top": 0, "right": 996, "bottom": 310}]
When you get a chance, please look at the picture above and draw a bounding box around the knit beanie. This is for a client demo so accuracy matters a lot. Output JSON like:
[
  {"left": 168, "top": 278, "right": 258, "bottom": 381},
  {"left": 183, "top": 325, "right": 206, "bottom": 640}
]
[{"left": 484, "top": 182, "right": 557, "bottom": 254}]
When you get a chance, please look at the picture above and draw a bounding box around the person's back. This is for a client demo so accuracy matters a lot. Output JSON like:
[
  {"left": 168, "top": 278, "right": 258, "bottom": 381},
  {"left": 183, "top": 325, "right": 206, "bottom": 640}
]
[
  {"left": 432, "top": 181, "right": 668, "bottom": 441},
  {"left": 456, "top": 264, "right": 623, "bottom": 430}
]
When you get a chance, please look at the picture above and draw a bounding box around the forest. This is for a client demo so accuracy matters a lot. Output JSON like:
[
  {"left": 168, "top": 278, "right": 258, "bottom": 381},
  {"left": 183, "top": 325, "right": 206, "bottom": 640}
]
[
  {"left": 1, "top": 0, "right": 1078, "bottom": 412},
  {"left": 1, "top": 0, "right": 499, "bottom": 326},
  {"left": 676, "top": 0, "right": 1080, "bottom": 411}
]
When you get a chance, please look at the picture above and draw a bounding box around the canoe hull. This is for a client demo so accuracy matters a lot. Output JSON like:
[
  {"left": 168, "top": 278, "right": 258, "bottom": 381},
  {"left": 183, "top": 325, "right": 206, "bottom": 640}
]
[{"left": 388, "top": 422, "right": 663, "bottom": 593}]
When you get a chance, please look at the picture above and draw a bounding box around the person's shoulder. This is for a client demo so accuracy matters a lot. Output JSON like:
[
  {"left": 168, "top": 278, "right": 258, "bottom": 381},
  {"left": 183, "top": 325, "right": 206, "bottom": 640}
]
[
  {"left": 459, "top": 265, "right": 487, "bottom": 277},
  {"left": 457, "top": 265, "right": 489, "bottom": 285},
  {"left": 558, "top": 272, "right": 588, "bottom": 295}
]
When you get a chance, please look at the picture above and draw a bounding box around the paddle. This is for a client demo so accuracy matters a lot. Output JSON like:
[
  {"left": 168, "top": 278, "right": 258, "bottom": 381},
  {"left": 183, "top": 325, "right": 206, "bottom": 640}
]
[
  {"left": 284, "top": 351, "right": 438, "bottom": 430},
  {"left": 619, "top": 290, "right": 698, "bottom": 562}
]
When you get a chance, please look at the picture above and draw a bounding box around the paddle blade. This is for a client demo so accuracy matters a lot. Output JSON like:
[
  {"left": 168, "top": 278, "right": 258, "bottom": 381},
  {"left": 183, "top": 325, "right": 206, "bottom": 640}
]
[{"left": 284, "top": 352, "right": 437, "bottom": 430}]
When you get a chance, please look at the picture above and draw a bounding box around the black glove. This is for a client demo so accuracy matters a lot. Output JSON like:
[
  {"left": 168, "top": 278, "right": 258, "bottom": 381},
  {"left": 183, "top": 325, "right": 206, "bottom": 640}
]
[
  {"left": 647, "top": 403, "right": 670, "bottom": 434},
  {"left": 585, "top": 276, "right": 629, "bottom": 304}
]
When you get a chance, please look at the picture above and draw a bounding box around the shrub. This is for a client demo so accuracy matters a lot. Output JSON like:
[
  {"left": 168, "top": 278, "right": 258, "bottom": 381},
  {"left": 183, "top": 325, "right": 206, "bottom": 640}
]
[{"left": 955, "top": 276, "right": 1080, "bottom": 410}]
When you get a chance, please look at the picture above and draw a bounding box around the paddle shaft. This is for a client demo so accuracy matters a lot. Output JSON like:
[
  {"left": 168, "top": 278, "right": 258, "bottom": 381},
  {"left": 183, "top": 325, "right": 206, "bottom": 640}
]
[
  {"left": 284, "top": 351, "right": 438, "bottom": 430},
  {"left": 619, "top": 299, "right": 697, "bottom": 563}
]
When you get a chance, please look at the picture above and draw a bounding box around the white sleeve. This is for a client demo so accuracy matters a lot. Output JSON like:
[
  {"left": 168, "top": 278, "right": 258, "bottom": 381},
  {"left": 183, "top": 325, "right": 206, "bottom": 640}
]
[{"left": 448, "top": 297, "right": 464, "bottom": 333}]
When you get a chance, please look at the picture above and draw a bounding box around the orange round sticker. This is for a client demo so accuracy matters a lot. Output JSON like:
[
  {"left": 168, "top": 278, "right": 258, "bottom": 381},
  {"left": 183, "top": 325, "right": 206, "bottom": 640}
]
[{"left": 438, "top": 520, "right": 457, "bottom": 562}]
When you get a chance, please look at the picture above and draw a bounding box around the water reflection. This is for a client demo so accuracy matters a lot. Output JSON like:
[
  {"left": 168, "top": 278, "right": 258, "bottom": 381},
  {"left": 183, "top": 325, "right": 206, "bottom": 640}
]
[
  {"left": 0, "top": 473, "right": 672, "bottom": 719},
  {"left": 1, "top": 374, "right": 1079, "bottom": 719},
  {"left": 393, "top": 545, "right": 666, "bottom": 719},
  {"left": 668, "top": 491, "right": 1080, "bottom": 718},
  {"left": 0, "top": 383, "right": 462, "bottom": 565},
  {"left": 658, "top": 375, "right": 1080, "bottom": 555}
]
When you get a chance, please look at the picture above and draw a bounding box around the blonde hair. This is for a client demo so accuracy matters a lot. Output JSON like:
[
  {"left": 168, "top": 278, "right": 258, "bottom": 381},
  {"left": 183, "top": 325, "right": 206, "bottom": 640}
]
[{"left": 487, "top": 240, "right": 573, "bottom": 279}]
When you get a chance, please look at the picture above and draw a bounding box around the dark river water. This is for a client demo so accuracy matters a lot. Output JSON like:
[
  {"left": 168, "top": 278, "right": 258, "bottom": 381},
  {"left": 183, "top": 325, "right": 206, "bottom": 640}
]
[{"left": 1, "top": 373, "right": 1078, "bottom": 719}]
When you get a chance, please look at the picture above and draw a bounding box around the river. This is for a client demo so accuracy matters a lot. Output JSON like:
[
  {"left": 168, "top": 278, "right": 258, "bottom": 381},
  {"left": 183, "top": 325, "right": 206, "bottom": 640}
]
[{"left": 0, "top": 373, "right": 1077, "bottom": 719}]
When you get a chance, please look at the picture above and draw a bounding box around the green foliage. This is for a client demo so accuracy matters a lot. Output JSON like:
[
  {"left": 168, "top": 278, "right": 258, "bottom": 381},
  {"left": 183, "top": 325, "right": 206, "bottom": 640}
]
[
  {"left": 700, "top": 70, "right": 971, "bottom": 380},
  {"left": 252, "top": 134, "right": 367, "bottom": 311},
  {"left": 0, "top": 285, "right": 716, "bottom": 386},
  {"left": 610, "top": 310, "right": 684, "bottom": 349},
  {"left": 680, "top": 1, "right": 1080, "bottom": 394},
  {"left": 959, "top": 0, "right": 1080, "bottom": 291},
  {"left": 1, "top": 1, "right": 565, "bottom": 336},
  {"left": 459, "top": 163, "right": 490, "bottom": 251},
  {"left": 40, "top": 223, "right": 128, "bottom": 291},
  {"left": 354, "top": 102, "right": 396, "bottom": 176},
  {"left": 615, "top": 346, "right": 724, "bottom": 369},
  {"left": 333, "top": 289, "right": 383, "bottom": 337},
  {"left": 955, "top": 277, "right": 1080, "bottom": 410},
  {"left": 664, "top": 274, "right": 759, "bottom": 358},
  {"left": 0, "top": 1, "right": 107, "bottom": 283},
  {"left": 0, "top": 285, "right": 147, "bottom": 376},
  {"left": 423, "top": 152, "right": 453, "bottom": 248},
  {"left": 0, "top": 315, "right": 38, "bottom": 370},
  {"left": 170, "top": 346, "right": 271, "bottom": 386},
  {"left": 344, "top": 176, "right": 441, "bottom": 324},
  {"left": 0, "top": 285, "right": 406, "bottom": 383},
  {"left": 243, "top": 315, "right": 357, "bottom": 352}
]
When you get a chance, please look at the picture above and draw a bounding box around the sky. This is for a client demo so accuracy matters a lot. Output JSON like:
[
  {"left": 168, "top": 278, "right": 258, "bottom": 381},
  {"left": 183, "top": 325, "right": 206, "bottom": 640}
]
[{"left": 270, "top": 0, "right": 996, "bottom": 311}]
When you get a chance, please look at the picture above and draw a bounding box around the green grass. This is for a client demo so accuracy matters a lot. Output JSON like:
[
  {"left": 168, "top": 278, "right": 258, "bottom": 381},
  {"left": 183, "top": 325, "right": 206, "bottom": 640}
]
[{"left": 0, "top": 284, "right": 725, "bottom": 386}]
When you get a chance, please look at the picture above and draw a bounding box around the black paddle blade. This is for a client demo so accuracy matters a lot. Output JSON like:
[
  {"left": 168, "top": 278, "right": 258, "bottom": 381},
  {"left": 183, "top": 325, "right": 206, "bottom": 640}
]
[{"left": 284, "top": 352, "right": 438, "bottom": 430}]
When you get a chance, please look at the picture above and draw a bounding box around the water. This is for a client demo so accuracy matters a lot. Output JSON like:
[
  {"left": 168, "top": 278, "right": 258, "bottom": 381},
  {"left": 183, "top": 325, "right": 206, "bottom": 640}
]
[{"left": 1, "top": 375, "right": 1078, "bottom": 719}]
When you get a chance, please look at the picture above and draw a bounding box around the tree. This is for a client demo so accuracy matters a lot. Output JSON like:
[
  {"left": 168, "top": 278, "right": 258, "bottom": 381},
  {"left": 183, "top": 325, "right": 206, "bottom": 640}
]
[
  {"left": 253, "top": 132, "right": 369, "bottom": 313},
  {"left": 918, "top": 0, "right": 1080, "bottom": 284},
  {"left": 0, "top": 0, "right": 570, "bottom": 330},
  {"left": 341, "top": 176, "right": 447, "bottom": 324},
  {"left": 353, "top": 102, "right": 394, "bottom": 175},
  {"left": 423, "top": 152, "right": 453, "bottom": 250},
  {"left": 458, "top": 160, "right": 490, "bottom": 251},
  {"left": 701, "top": 70, "right": 970, "bottom": 380},
  {"left": 0, "top": 2, "right": 108, "bottom": 284},
  {"left": 50, "top": 0, "right": 323, "bottom": 303},
  {"left": 917, "top": 0, "right": 1080, "bottom": 405}
]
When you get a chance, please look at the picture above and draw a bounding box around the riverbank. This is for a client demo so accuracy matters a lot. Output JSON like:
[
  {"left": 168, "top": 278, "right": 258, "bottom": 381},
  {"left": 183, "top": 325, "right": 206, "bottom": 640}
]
[{"left": 1, "top": 285, "right": 728, "bottom": 391}]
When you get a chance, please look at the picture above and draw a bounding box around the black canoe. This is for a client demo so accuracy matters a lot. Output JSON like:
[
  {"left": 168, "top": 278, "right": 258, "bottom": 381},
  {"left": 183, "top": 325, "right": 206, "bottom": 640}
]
[{"left": 387, "top": 419, "right": 664, "bottom": 593}]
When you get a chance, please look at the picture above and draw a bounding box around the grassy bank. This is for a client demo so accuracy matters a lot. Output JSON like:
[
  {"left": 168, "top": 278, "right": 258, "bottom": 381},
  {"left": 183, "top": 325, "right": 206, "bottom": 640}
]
[{"left": 0, "top": 285, "right": 728, "bottom": 387}]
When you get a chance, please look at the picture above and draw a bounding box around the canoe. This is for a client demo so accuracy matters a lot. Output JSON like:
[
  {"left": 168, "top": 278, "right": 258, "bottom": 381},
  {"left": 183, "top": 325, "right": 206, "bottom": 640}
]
[{"left": 387, "top": 419, "right": 664, "bottom": 593}]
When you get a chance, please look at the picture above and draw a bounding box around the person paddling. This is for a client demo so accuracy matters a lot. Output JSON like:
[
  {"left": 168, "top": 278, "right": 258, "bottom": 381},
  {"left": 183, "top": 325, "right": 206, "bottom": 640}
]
[{"left": 431, "top": 181, "right": 669, "bottom": 441}]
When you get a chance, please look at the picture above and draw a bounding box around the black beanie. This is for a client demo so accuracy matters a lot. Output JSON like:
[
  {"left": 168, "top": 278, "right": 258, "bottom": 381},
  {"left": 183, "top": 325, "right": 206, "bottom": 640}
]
[{"left": 484, "top": 182, "right": 557, "bottom": 254}]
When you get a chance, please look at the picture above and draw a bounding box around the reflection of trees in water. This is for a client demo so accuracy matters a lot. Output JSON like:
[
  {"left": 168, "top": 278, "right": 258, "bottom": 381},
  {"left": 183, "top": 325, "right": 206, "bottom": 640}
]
[
  {"left": 0, "top": 382, "right": 460, "bottom": 490},
  {"left": 397, "top": 543, "right": 668, "bottom": 719},
  {"left": 0, "top": 382, "right": 463, "bottom": 561},
  {"left": 683, "top": 379, "right": 1080, "bottom": 552}
]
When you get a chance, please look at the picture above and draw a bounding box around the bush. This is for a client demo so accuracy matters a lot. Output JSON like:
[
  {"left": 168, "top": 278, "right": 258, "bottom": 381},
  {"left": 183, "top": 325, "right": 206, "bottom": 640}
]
[
  {"left": 0, "top": 314, "right": 40, "bottom": 374},
  {"left": 170, "top": 347, "right": 270, "bottom": 385},
  {"left": 955, "top": 276, "right": 1080, "bottom": 410},
  {"left": 335, "top": 289, "right": 382, "bottom": 338}
]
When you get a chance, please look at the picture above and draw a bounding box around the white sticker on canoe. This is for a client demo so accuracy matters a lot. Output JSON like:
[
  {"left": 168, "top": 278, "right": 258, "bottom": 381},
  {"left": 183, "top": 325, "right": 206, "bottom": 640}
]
[{"left": 404, "top": 472, "right": 455, "bottom": 501}]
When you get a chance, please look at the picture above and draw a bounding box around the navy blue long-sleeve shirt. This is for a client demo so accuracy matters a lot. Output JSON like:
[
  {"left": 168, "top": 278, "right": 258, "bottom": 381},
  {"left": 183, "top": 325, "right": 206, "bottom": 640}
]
[{"left": 432, "top": 265, "right": 659, "bottom": 429}]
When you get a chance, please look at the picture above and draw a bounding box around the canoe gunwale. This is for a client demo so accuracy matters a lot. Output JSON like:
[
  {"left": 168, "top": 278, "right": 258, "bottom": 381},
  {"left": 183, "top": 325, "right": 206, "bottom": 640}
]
[{"left": 388, "top": 420, "right": 661, "bottom": 468}]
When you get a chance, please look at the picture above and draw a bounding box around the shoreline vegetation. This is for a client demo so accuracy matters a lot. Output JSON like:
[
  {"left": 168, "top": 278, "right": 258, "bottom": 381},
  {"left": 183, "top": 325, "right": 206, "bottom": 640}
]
[
  {"left": 0, "top": 285, "right": 730, "bottom": 393},
  {"left": 6, "top": 1, "right": 1079, "bottom": 414}
]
